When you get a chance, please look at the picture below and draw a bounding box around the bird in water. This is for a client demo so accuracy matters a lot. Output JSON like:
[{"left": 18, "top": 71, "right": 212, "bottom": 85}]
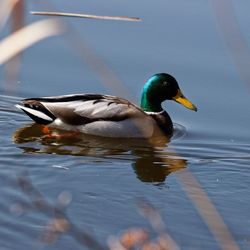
[{"left": 16, "top": 73, "right": 197, "bottom": 138}]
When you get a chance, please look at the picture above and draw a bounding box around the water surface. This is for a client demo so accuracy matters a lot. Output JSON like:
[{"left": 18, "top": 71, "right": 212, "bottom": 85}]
[{"left": 0, "top": 0, "right": 250, "bottom": 249}]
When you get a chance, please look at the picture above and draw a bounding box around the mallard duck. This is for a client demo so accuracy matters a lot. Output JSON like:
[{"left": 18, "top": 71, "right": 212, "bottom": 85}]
[{"left": 16, "top": 73, "right": 197, "bottom": 138}]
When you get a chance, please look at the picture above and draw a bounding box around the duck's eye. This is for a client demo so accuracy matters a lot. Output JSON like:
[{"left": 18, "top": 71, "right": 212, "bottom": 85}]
[{"left": 163, "top": 81, "right": 169, "bottom": 86}]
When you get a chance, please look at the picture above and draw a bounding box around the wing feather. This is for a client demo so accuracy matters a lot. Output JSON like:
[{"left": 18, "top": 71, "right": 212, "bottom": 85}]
[{"left": 34, "top": 94, "right": 145, "bottom": 125}]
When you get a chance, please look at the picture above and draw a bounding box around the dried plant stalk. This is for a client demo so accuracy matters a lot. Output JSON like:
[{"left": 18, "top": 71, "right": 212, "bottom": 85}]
[
  {"left": 211, "top": 0, "right": 250, "bottom": 87},
  {"left": 4, "top": 0, "right": 25, "bottom": 87},
  {"left": 16, "top": 173, "right": 106, "bottom": 250},
  {"left": 177, "top": 169, "right": 240, "bottom": 250},
  {"left": 0, "top": 19, "right": 64, "bottom": 65},
  {"left": 31, "top": 11, "right": 141, "bottom": 22},
  {"left": 0, "top": 0, "right": 19, "bottom": 29}
]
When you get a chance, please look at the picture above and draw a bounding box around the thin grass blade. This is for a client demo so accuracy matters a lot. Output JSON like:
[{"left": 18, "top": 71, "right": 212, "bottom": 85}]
[{"left": 31, "top": 11, "right": 141, "bottom": 22}]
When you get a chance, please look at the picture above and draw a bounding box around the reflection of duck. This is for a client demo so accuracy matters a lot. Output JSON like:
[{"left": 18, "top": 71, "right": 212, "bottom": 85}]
[
  {"left": 13, "top": 124, "right": 187, "bottom": 184},
  {"left": 16, "top": 73, "right": 197, "bottom": 138},
  {"left": 133, "top": 150, "right": 186, "bottom": 183}
]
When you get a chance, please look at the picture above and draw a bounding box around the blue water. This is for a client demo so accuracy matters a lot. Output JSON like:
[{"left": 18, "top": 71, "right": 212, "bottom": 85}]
[{"left": 0, "top": 0, "right": 250, "bottom": 249}]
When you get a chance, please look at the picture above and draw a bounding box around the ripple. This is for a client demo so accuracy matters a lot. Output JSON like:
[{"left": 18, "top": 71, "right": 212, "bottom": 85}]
[
  {"left": 2, "top": 93, "right": 249, "bottom": 174},
  {"left": 1, "top": 86, "right": 250, "bottom": 250},
  {"left": 172, "top": 123, "right": 187, "bottom": 140}
]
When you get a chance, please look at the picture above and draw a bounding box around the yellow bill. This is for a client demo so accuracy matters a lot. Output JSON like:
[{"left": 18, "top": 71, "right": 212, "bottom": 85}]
[{"left": 173, "top": 90, "right": 197, "bottom": 111}]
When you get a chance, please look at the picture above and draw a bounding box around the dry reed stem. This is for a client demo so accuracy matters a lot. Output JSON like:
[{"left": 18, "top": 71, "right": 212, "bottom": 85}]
[
  {"left": 65, "top": 32, "right": 135, "bottom": 102},
  {"left": 210, "top": 0, "right": 250, "bottom": 88},
  {"left": 31, "top": 11, "right": 141, "bottom": 22},
  {"left": 4, "top": 0, "right": 24, "bottom": 88},
  {"left": 177, "top": 169, "right": 240, "bottom": 250},
  {"left": 0, "top": 19, "right": 64, "bottom": 65},
  {"left": 0, "top": 0, "right": 19, "bottom": 29},
  {"left": 137, "top": 201, "right": 180, "bottom": 250},
  {"left": 17, "top": 173, "right": 106, "bottom": 250}
]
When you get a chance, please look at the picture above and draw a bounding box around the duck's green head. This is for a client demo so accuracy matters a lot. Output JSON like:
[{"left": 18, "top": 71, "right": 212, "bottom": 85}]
[{"left": 140, "top": 73, "right": 197, "bottom": 113}]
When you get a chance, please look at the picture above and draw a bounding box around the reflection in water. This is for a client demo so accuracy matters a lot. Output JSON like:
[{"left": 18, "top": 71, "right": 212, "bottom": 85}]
[
  {"left": 13, "top": 124, "right": 186, "bottom": 183},
  {"left": 132, "top": 151, "right": 186, "bottom": 183}
]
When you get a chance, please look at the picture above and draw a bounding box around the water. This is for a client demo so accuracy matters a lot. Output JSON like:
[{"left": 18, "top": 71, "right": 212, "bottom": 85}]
[{"left": 1, "top": 0, "right": 250, "bottom": 249}]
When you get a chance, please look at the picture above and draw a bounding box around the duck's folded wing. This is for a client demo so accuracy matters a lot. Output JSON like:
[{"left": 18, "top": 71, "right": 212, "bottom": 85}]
[{"left": 19, "top": 94, "right": 145, "bottom": 125}]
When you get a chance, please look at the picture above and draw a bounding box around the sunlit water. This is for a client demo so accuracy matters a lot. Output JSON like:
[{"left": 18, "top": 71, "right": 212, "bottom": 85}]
[
  {"left": 1, "top": 93, "right": 249, "bottom": 249},
  {"left": 1, "top": 0, "right": 250, "bottom": 249}
]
